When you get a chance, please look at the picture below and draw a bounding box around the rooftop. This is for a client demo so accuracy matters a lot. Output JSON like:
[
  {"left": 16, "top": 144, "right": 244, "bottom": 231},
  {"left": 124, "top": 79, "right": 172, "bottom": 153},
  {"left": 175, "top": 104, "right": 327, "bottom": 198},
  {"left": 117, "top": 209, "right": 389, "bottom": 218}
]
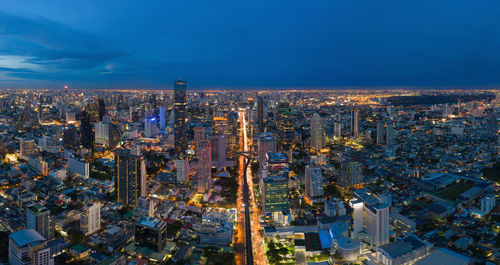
[
  {"left": 27, "top": 203, "right": 49, "bottom": 214},
  {"left": 379, "top": 236, "right": 426, "bottom": 258},
  {"left": 137, "top": 217, "right": 165, "bottom": 229},
  {"left": 414, "top": 248, "right": 471, "bottom": 265},
  {"left": 10, "top": 229, "right": 45, "bottom": 247}
]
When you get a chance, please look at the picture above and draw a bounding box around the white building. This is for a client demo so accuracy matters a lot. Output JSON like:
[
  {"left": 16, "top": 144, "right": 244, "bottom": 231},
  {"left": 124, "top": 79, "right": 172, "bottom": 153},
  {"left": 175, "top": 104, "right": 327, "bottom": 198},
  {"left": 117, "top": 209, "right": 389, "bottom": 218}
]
[
  {"left": 175, "top": 158, "right": 190, "bottom": 184},
  {"left": 481, "top": 195, "right": 496, "bottom": 213},
  {"left": 9, "top": 229, "right": 53, "bottom": 265},
  {"left": 28, "top": 155, "right": 49, "bottom": 175},
  {"left": 80, "top": 202, "right": 101, "bottom": 236},
  {"left": 67, "top": 157, "right": 90, "bottom": 179},
  {"left": 310, "top": 113, "right": 325, "bottom": 151},
  {"left": 305, "top": 165, "right": 324, "bottom": 203}
]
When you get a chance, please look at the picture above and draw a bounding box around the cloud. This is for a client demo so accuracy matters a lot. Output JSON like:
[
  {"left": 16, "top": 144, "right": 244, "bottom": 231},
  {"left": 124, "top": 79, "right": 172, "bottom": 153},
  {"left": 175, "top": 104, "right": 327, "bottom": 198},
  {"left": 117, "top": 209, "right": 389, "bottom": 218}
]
[{"left": 0, "top": 11, "right": 129, "bottom": 74}]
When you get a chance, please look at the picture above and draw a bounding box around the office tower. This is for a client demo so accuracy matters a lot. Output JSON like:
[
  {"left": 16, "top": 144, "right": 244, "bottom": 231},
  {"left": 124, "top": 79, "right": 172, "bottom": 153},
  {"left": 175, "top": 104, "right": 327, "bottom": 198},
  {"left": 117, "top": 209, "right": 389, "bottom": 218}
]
[
  {"left": 353, "top": 190, "right": 390, "bottom": 247},
  {"left": 212, "top": 116, "right": 237, "bottom": 159},
  {"left": 334, "top": 114, "right": 342, "bottom": 139},
  {"left": 115, "top": 149, "right": 146, "bottom": 207},
  {"left": 386, "top": 122, "right": 395, "bottom": 146},
  {"left": 9, "top": 229, "right": 53, "bottom": 265},
  {"left": 135, "top": 217, "right": 167, "bottom": 252},
  {"left": 257, "top": 133, "right": 277, "bottom": 167},
  {"left": 197, "top": 140, "right": 211, "bottom": 193},
  {"left": 94, "top": 121, "right": 121, "bottom": 147},
  {"left": 26, "top": 204, "right": 53, "bottom": 240},
  {"left": 337, "top": 161, "right": 363, "bottom": 188},
  {"left": 310, "top": 113, "right": 325, "bottom": 151},
  {"left": 305, "top": 165, "right": 324, "bottom": 204},
  {"left": 208, "top": 134, "right": 226, "bottom": 169},
  {"left": 261, "top": 153, "right": 290, "bottom": 224},
  {"left": 376, "top": 121, "right": 384, "bottom": 145},
  {"left": 351, "top": 109, "right": 360, "bottom": 138},
  {"left": 276, "top": 102, "right": 294, "bottom": 153},
  {"left": 159, "top": 106, "right": 166, "bottom": 132},
  {"left": 98, "top": 98, "right": 105, "bottom": 121},
  {"left": 135, "top": 196, "right": 156, "bottom": 218},
  {"left": 67, "top": 157, "right": 90, "bottom": 178},
  {"left": 80, "top": 202, "right": 101, "bottom": 236},
  {"left": 349, "top": 199, "right": 364, "bottom": 239},
  {"left": 193, "top": 126, "right": 207, "bottom": 154},
  {"left": 174, "top": 80, "right": 187, "bottom": 155},
  {"left": 175, "top": 158, "right": 190, "bottom": 184},
  {"left": 20, "top": 138, "right": 35, "bottom": 159},
  {"left": 257, "top": 95, "right": 264, "bottom": 133},
  {"left": 80, "top": 109, "right": 93, "bottom": 150},
  {"left": 144, "top": 116, "right": 157, "bottom": 138}
]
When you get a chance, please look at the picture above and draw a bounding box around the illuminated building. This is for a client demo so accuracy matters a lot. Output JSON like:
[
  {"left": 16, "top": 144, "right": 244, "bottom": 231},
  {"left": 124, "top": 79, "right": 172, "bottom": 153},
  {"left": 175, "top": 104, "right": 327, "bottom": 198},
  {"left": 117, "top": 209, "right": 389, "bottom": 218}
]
[
  {"left": 208, "top": 134, "right": 226, "bottom": 169},
  {"left": 352, "top": 190, "right": 390, "bottom": 248},
  {"left": 305, "top": 165, "right": 324, "bottom": 203},
  {"left": 9, "top": 229, "right": 53, "bottom": 265},
  {"left": 386, "top": 122, "right": 395, "bottom": 146},
  {"left": 80, "top": 109, "right": 93, "bottom": 150},
  {"left": 257, "top": 132, "right": 277, "bottom": 167},
  {"left": 135, "top": 217, "right": 167, "bottom": 252},
  {"left": 115, "top": 149, "right": 146, "bottom": 207},
  {"left": 26, "top": 204, "right": 54, "bottom": 240},
  {"left": 276, "top": 102, "right": 294, "bottom": 153},
  {"left": 257, "top": 95, "right": 264, "bottom": 134},
  {"left": 193, "top": 126, "right": 207, "bottom": 154},
  {"left": 310, "top": 113, "right": 325, "bottom": 151},
  {"left": 174, "top": 80, "right": 187, "bottom": 155},
  {"left": 261, "top": 152, "right": 290, "bottom": 225},
  {"left": 197, "top": 140, "right": 211, "bottom": 193},
  {"left": 351, "top": 109, "right": 360, "bottom": 138},
  {"left": 80, "top": 202, "right": 101, "bottom": 236},
  {"left": 337, "top": 161, "right": 363, "bottom": 188},
  {"left": 159, "top": 106, "right": 166, "bottom": 132}
]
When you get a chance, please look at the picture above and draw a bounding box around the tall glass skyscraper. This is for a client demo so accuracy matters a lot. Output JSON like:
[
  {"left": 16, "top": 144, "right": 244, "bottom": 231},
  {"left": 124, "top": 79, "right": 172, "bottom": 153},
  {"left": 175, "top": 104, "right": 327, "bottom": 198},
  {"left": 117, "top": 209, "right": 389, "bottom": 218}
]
[
  {"left": 173, "top": 80, "right": 187, "bottom": 155},
  {"left": 276, "top": 102, "right": 293, "bottom": 152},
  {"left": 80, "top": 109, "right": 93, "bottom": 150},
  {"left": 115, "top": 149, "right": 146, "bottom": 207}
]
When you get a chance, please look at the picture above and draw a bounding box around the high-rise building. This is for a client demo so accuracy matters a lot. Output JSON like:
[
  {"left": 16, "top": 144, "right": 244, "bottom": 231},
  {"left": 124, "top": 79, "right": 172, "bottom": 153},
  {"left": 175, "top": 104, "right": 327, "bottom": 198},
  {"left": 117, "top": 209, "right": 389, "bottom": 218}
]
[
  {"left": 386, "top": 122, "right": 395, "bottom": 146},
  {"left": 80, "top": 109, "right": 93, "bottom": 150},
  {"left": 261, "top": 153, "right": 290, "bottom": 225},
  {"left": 193, "top": 126, "right": 207, "bottom": 154},
  {"left": 95, "top": 121, "right": 121, "bottom": 147},
  {"left": 257, "top": 95, "right": 264, "bottom": 134},
  {"left": 26, "top": 204, "right": 53, "bottom": 240},
  {"left": 310, "top": 113, "right": 325, "bottom": 151},
  {"left": 257, "top": 133, "right": 277, "bottom": 167},
  {"left": 208, "top": 134, "right": 226, "bottom": 169},
  {"left": 276, "top": 102, "right": 294, "bottom": 153},
  {"left": 352, "top": 190, "right": 390, "bottom": 247},
  {"left": 174, "top": 80, "right": 187, "bottom": 155},
  {"left": 115, "top": 149, "right": 146, "bottom": 207},
  {"left": 175, "top": 158, "right": 190, "bottom": 184},
  {"left": 135, "top": 197, "right": 156, "bottom": 218},
  {"left": 376, "top": 121, "right": 384, "bottom": 145},
  {"left": 80, "top": 202, "right": 101, "bottom": 236},
  {"left": 135, "top": 217, "right": 167, "bottom": 252},
  {"left": 20, "top": 138, "right": 35, "bottom": 160},
  {"left": 305, "top": 165, "right": 324, "bottom": 204},
  {"left": 159, "top": 106, "right": 166, "bottom": 132},
  {"left": 197, "top": 140, "right": 211, "bottom": 193},
  {"left": 98, "top": 98, "right": 105, "bottom": 121},
  {"left": 9, "top": 229, "right": 53, "bottom": 265},
  {"left": 144, "top": 116, "right": 158, "bottom": 138},
  {"left": 351, "top": 109, "right": 360, "bottom": 138},
  {"left": 337, "top": 161, "right": 363, "bottom": 188},
  {"left": 67, "top": 157, "right": 90, "bottom": 179},
  {"left": 481, "top": 195, "right": 496, "bottom": 213},
  {"left": 334, "top": 114, "right": 342, "bottom": 139}
]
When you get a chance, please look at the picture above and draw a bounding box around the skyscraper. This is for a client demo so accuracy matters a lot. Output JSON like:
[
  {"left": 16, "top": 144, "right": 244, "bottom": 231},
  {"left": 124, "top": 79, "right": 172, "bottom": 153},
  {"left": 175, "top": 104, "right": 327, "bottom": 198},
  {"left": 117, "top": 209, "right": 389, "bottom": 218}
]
[
  {"left": 193, "top": 126, "right": 207, "bottom": 154},
  {"left": 98, "top": 98, "right": 105, "bottom": 121},
  {"left": 257, "top": 132, "right": 277, "bottom": 167},
  {"left": 115, "top": 149, "right": 146, "bottom": 207},
  {"left": 174, "top": 80, "right": 187, "bottom": 155},
  {"left": 351, "top": 109, "right": 360, "bottom": 138},
  {"left": 261, "top": 152, "right": 290, "bottom": 225},
  {"left": 80, "top": 202, "right": 101, "bottom": 236},
  {"left": 352, "top": 190, "right": 390, "bottom": 247},
  {"left": 9, "top": 229, "right": 53, "bottom": 265},
  {"left": 310, "top": 113, "right": 325, "bottom": 151},
  {"left": 334, "top": 113, "right": 342, "bottom": 139},
  {"left": 159, "top": 106, "right": 166, "bottom": 132},
  {"left": 376, "top": 121, "right": 384, "bottom": 145},
  {"left": 276, "top": 102, "right": 294, "bottom": 153},
  {"left": 257, "top": 95, "right": 264, "bottom": 134},
  {"left": 305, "top": 165, "right": 324, "bottom": 204},
  {"left": 80, "top": 109, "right": 93, "bottom": 150},
  {"left": 208, "top": 134, "right": 226, "bottom": 169},
  {"left": 386, "top": 122, "right": 395, "bottom": 146},
  {"left": 197, "top": 140, "right": 211, "bottom": 193},
  {"left": 337, "top": 161, "right": 363, "bottom": 188},
  {"left": 26, "top": 204, "right": 53, "bottom": 240}
]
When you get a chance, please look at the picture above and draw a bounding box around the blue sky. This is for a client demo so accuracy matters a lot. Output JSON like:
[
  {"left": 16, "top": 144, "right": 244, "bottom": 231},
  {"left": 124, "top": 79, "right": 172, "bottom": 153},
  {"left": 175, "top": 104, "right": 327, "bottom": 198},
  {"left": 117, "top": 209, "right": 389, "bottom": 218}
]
[{"left": 1, "top": 0, "right": 499, "bottom": 89}]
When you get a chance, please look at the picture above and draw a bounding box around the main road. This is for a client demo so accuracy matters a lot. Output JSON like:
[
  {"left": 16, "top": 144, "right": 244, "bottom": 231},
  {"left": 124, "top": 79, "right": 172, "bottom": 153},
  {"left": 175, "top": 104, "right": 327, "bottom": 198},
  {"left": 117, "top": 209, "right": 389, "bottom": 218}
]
[{"left": 236, "top": 110, "right": 267, "bottom": 265}]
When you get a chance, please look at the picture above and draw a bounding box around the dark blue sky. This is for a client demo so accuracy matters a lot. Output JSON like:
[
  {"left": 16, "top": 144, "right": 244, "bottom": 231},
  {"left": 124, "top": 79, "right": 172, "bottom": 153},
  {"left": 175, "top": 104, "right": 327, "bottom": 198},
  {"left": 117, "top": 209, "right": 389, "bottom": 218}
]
[{"left": 1, "top": 0, "right": 500, "bottom": 89}]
